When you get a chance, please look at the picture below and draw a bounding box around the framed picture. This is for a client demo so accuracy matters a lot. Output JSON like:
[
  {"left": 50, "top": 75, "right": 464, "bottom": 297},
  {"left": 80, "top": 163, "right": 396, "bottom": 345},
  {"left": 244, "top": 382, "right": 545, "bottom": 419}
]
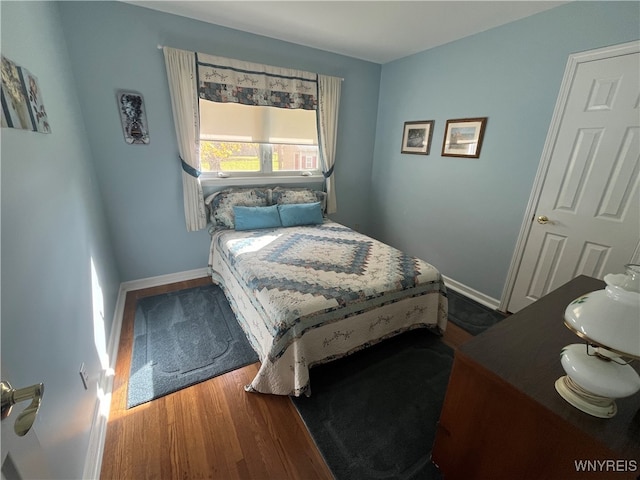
[
  {"left": 116, "top": 90, "right": 150, "bottom": 144},
  {"left": 22, "top": 67, "right": 51, "bottom": 133},
  {"left": 1, "top": 55, "right": 51, "bottom": 133},
  {"left": 401, "top": 120, "right": 434, "bottom": 155},
  {"left": 441, "top": 117, "right": 487, "bottom": 158}
]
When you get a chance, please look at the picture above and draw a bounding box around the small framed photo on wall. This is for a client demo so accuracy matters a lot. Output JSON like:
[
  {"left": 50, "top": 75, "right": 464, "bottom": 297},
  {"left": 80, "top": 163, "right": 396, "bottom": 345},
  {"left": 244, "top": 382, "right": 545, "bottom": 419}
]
[
  {"left": 401, "top": 120, "right": 434, "bottom": 155},
  {"left": 116, "top": 90, "right": 150, "bottom": 145},
  {"left": 442, "top": 117, "right": 487, "bottom": 158}
]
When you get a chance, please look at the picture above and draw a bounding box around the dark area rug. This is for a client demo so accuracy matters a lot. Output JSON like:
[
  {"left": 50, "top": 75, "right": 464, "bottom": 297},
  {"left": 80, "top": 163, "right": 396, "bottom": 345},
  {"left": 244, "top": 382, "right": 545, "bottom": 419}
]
[
  {"left": 447, "top": 289, "right": 506, "bottom": 336},
  {"left": 292, "top": 329, "right": 453, "bottom": 480},
  {"left": 127, "top": 284, "right": 258, "bottom": 408}
]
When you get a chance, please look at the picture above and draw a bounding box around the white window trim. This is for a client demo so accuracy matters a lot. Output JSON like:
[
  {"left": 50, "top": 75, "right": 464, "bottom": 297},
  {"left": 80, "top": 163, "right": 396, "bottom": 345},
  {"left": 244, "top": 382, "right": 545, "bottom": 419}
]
[{"left": 200, "top": 172, "right": 324, "bottom": 187}]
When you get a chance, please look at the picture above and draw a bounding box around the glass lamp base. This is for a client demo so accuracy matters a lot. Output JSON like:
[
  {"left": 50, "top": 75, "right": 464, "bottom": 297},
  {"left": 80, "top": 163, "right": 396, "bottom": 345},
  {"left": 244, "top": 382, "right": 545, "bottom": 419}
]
[{"left": 555, "top": 375, "right": 617, "bottom": 418}]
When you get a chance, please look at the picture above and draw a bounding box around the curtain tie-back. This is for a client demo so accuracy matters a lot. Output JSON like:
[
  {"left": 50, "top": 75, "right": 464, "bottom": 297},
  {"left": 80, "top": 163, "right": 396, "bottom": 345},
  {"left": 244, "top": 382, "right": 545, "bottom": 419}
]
[
  {"left": 180, "top": 156, "right": 201, "bottom": 178},
  {"left": 323, "top": 165, "right": 334, "bottom": 178}
]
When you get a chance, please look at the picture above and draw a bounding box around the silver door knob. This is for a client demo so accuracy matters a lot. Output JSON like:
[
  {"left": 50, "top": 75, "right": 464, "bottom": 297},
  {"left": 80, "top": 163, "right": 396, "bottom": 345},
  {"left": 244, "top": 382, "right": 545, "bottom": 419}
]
[{"left": 537, "top": 215, "right": 550, "bottom": 224}]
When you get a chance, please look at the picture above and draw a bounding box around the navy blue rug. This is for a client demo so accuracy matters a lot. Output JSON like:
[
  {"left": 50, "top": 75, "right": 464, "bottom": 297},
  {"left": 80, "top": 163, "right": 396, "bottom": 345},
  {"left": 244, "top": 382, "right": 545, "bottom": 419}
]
[
  {"left": 447, "top": 289, "right": 506, "bottom": 336},
  {"left": 292, "top": 330, "right": 452, "bottom": 480},
  {"left": 127, "top": 284, "right": 258, "bottom": 408}
]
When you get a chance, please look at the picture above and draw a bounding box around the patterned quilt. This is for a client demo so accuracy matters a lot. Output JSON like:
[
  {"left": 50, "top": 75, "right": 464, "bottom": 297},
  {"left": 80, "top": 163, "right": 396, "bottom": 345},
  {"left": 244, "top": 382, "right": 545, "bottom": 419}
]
[{"left": 209, "top": 220, "right": 448, "bottom": 395}]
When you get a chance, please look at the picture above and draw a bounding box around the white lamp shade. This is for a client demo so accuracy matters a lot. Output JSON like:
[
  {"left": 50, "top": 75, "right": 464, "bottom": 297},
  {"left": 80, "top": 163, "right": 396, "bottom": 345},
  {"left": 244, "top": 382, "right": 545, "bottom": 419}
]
[{"left": 564, "top": 285, "right": 640, "bottom": 357}]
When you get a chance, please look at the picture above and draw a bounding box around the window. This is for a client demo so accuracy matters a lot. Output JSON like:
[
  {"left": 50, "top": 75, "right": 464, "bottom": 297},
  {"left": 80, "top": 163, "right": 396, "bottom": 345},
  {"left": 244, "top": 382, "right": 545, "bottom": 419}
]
[
  {"left": 302, "top": 153, "right": 317, "bottom": 170},
  {"left": 199, "top": 100, "right": 320, "bottom": 178}
]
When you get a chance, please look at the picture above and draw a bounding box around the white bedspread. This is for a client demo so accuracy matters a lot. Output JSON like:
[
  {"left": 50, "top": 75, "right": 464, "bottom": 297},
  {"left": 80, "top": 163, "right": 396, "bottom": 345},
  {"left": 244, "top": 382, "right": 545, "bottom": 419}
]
[{"left": 208, "top": 220, "right": 447, "bottom": 395}]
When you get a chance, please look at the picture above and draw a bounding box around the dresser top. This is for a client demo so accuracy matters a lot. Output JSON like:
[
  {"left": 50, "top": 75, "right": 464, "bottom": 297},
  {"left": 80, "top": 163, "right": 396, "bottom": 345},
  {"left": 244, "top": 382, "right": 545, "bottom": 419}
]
[{"left": 459, "top": 275, "right": 640, "bottom": 459}]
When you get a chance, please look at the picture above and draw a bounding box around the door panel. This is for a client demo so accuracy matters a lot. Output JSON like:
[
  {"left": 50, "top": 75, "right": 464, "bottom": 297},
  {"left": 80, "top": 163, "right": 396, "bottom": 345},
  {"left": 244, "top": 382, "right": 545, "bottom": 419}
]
[
  {"left": 573, "top": 242, "right": 610, "bottom": 278},
  {"left": 508, "top": 48, "right": 640, "bottom": 312},
  {"left": 1, "top": 416, "right": 50, "bottom": 480},
  {"left": 527, "top": 233, "right": 567, "bottom": 300}
]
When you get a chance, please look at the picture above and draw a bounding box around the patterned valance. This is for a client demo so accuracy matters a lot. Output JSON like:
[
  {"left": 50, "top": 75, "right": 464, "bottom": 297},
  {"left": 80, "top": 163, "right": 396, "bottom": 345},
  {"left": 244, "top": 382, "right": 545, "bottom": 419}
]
[{"left": 196, "top": 52, "right": 318, "bottom": 110}]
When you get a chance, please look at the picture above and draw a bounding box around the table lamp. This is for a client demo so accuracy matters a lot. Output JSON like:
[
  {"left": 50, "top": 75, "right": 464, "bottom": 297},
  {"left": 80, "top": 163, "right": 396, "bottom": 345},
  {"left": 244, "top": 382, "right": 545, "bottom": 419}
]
[{"left": 555, "top": 264, "right": 640, "bottom": 418}]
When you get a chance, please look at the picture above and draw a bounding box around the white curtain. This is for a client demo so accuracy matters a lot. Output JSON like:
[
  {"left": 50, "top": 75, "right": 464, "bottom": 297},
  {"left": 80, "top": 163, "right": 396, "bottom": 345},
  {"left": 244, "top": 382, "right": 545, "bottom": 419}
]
[
  {"left": 317, "top": 74, "right": 342, "bottom": 214},
  {"left": 162, "top": 47, "right": 207, "bottom": 232}
]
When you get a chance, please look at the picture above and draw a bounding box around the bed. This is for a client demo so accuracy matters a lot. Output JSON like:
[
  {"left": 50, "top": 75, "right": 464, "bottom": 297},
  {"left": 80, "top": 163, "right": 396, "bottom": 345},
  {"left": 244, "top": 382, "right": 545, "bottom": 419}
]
[{"left": 206, "top": 187, "right": 448, "bottom": 396}]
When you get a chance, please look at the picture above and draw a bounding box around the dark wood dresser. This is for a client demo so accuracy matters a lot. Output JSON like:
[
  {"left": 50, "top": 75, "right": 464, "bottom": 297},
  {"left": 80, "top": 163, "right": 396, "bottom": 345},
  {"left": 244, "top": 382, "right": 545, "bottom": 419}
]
[{"left": 432, "top": 275, "right": 640, "bottom": 480}]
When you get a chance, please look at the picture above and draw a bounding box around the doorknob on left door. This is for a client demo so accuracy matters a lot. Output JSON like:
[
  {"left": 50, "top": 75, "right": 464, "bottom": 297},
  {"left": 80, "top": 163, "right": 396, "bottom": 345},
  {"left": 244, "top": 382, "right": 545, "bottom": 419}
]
[
  {"left": 1, "top": 380, "right": 44, "bottom": 436},
  {"left": 537, "top": 215, "right": 550, "bottom": 224}
]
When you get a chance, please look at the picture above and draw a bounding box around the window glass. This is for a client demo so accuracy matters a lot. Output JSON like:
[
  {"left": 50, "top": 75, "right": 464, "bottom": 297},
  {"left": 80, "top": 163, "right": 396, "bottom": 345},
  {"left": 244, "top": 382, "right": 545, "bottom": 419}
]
[{"left": 199, "top": 100, "right": 320, "bottom": 175}]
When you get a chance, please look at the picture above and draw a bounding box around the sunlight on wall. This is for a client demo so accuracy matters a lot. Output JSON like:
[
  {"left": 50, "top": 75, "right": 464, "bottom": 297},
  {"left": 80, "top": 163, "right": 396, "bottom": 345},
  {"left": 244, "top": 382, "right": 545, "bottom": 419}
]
[
  {"left": 90, "top": 257, "right": 115, "bottom": 420},
  {"left": 91, "top": 257, "right": 109, "bottom": 371}
]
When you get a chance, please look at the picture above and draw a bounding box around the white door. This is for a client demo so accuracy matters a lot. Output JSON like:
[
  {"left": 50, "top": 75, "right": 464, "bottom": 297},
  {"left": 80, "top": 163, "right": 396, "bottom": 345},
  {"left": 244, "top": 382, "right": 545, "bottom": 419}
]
[
  {"left": 1, "top": 419, "right": 51, "bottom": 480},
  {"left": 506, "top": 42, "right": 640, "bottom": 313}
]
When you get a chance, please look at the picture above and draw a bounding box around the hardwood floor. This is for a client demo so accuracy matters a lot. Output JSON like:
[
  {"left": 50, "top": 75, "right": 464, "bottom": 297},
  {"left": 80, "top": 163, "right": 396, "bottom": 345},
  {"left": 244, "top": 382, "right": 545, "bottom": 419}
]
[{"left": 100, "top": 277, "right": 472, "bottom": 479}]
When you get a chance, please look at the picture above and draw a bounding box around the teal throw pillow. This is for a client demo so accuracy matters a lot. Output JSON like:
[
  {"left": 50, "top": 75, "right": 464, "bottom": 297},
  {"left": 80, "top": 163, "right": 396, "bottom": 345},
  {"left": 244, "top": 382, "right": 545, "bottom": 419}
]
[
  {"left": 233, "top": 205, "right": 282, "bottom": 230},
  {"left": 278, "top": 202, "right": 323, "bottom": 227}
]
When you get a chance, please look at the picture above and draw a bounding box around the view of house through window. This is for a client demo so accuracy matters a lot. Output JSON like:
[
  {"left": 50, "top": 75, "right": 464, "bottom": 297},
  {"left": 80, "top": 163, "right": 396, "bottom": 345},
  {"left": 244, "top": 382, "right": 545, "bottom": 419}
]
[{"left": 199, "top": 100, "right": 320, "bottom": 176}]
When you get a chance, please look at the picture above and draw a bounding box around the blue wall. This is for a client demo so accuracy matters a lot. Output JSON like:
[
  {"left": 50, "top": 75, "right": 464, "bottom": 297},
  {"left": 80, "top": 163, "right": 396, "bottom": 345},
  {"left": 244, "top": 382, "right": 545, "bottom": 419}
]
[
  {"left": 57, "top": 1, "right": 381, "bottom": 282},
  {"left": 370, "top": 1, "right": 640, "bottom": 300},
  {"left": 1, "top": 2, "right": 120, "bottom": 477},
  {"left": 54, "top": 0, "right": 639, "bottom": 296}
]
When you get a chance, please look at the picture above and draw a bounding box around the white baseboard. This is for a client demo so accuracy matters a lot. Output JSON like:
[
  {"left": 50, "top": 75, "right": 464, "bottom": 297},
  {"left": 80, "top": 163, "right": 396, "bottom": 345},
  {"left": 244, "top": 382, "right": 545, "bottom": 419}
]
[
  {"left": 121, "top": 267, "right": 210, "bottom": 292},
  {"left": 442, "top": 275, "right": 501, "bottom": 311},
  {"left": 82, "top": 282, "right": 126, "bottom": 479},
  {"left": 83, "top": 267, "right": 210, "bottom": 479},
  {"left": 82, "top": 361, "right": 116, "bottom": 479}
]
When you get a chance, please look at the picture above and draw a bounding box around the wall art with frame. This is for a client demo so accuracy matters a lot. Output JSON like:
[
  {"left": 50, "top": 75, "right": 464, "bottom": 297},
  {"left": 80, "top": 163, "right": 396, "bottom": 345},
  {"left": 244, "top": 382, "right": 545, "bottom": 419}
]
[
  {"left": 1, "top": 55, "right": 51, "bottom": 133},
  {"left": 116, "top": 90, "right": 150, "bottom": 144},
  {"left": 441, "top": 117, "right": 487, "bottom": 158},
  {"left": 401, "top": 120, "right": 434, "bottom": 155}
]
